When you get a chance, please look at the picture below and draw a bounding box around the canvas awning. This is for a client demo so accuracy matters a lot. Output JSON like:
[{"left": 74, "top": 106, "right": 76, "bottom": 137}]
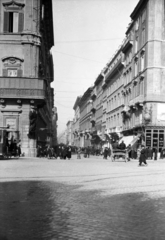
[
  {"left": 129, "top": 135, "right": 140, "bottom": 149},
  {"left": 119, "top": 135, "right": 140, "bottom": 147},
  {"left": 119, "top": 135, "right": 134, "bottom": 147}
]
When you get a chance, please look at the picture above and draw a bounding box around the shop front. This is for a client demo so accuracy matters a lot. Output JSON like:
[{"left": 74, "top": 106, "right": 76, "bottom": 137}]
[{"left": 145, "top": 127, "right": 165, "bottom": 153}]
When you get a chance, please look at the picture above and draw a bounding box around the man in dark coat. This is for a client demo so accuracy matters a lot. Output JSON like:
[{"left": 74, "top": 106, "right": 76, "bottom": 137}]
[
  {"left": 119, "top": 141, "right": 126, "bottom": 150},
  {"left": 139, "top": 145, "right": 148, "bottom": 166},
  {"left": 113, "top": 141, "right": 119, "bottom": 150},
  {"left": 67, "top": 146, "right": 72, "bottom": 159},
  {"left": 103, "top": 147, "right": 109, "bottom": 159},
  {"left": 86, "top": 146, "right": 90, "bottom": 158}
]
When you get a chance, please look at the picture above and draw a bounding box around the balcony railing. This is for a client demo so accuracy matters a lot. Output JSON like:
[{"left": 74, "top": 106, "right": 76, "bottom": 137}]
[{"left": 0, "top": 77, "right": 45, "bottom": 99}]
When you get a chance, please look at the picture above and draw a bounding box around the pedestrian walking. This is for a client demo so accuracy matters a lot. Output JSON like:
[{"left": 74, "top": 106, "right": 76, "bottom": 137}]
[
  {"left": 139, "top": 145, "right": 148, "bottom": 166},
  {"left": 17, "top": 139, "right": 22, "bottom": 157},
  {"left": 119, "top": 141, "right": 126, "bottom": 150},
  {"left": 154, "top": 148, "right": 158, "bottom": 160},
  {"left": 86, "top": 146, "right": 90, "bottom": 158},
  {"left": 67, "top": 145, "right": 72, "bottom": 159},
  {"left": 103, "top": 147, "right": 108, "bottom": 159},
  {"left": 77, "top": 147, "right": 81, "bottom": 159}
]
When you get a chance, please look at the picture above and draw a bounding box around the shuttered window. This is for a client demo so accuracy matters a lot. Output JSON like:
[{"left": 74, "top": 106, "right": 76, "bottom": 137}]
[
  {"left": 2, "top": 69, "right": 8, "bottom": 77},
  {"left": 3, "top": 11, "right": 24, "bottom": 33}
]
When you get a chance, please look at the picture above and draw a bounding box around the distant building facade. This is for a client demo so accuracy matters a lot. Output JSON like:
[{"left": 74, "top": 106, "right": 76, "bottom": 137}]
[
  {"left": 72, "top": 0, "right": 165, "bottom": 154},
  {"left": 66, "top": 120, "right": 73, "bottom": 145},
  {"left": 79, "top": 87, "right": 93, "bottom": 148},
  {"left": 58, "top": 130, "right": 67, "bottom": 145},
  {"left": 72, "top": 96, "right": 81, "bottom": 147}
]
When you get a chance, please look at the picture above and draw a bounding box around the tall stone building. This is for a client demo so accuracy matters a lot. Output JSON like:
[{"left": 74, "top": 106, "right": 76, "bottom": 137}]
[
  {"left": 121, "top": 0, "right": 165, "bottom": 152},
  {"left": 0, "top": 0, "right": 54, "bottom": 156},
  {"left": 72, "top": 96, "right": 81, "bottom": 147}
]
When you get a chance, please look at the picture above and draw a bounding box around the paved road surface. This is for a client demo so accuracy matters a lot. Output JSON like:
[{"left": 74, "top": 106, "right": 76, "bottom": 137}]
[{"left": 0, "top": 156, "right": 165, "bottom": 240}]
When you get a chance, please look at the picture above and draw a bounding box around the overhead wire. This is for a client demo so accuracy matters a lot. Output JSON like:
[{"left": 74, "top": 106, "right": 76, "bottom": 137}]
[
  {"left": 53, "top": 50, "right": 105, "bottom": 63},
  {"left": 55, "top": 37, "right": 123, "bottom": 44}
]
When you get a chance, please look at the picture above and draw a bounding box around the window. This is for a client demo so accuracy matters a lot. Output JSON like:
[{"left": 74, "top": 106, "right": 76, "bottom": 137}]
[
  {"left": 118, "top": 93, "right": 120, "bottom": 106},
  {"left": 129, "top": 51, "right": 132, "bottom": 63},
  {"left": 141, "top": 53, "right": 145, "bottom": 71},
  {"left": 142, "top": 28, "right": 146, "bottom": 46},
  {"left": 3, "top": 2, "right": 24, "bottom": 33},
  {"left": 8, "top": 69, "right": 17, "bottom": 77},
  {"left": 135, "top": 18, "right": 139, "bottom": 31},
  {"left": 137, "top": 81, "right": 140, "bottom": 96},
  {"left": 142, "top": 9, "right": 146, "bottom": 23},
  {"left": 135, "top": 36, "right": 138, "bottom": 53},
  {"left": 2, "top": 57, "right": 23, "bottom": 77},
  {"left": 129, "top": 69, "right": 132, "bottom": 82},
  {"left": 135, "top": 60, "right": 138, "bottom": 76},
  {"left": 140, "top": 79, "right": 144, "bottom": 95},
  {"left": 42, "top": 4, "right": 45, "bottom": 20}
]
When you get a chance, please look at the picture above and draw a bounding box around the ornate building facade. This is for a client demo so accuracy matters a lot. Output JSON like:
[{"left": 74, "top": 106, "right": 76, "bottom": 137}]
[{"left": 0, "top": 0, "right": 54, "bottom": 156}]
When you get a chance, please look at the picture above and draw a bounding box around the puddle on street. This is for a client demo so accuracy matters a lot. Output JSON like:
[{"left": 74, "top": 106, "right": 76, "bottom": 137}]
[{"left": 0, "top": 181, "right": 165, "bottom": 240}]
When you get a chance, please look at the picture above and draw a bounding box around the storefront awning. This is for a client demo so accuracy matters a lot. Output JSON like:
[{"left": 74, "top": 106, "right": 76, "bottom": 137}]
[
  {"left": 129, "top": 135, "right": 140, "bottom": 149},
  {"left": 119, "top": 135, "right": 140, "bottom": 147},
  {"left": 119, "top": 135, "right": 134, "bottom": 147}
]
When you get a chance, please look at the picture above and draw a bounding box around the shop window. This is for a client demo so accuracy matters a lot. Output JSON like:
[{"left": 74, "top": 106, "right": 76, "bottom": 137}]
[{"left": 3, "top": 1, "right": 24, "bottom": 33}]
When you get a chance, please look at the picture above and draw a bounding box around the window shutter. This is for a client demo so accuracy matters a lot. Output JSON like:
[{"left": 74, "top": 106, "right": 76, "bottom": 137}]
[
  {"left": 17, "top": 69, "right": 23, "bottom": 77},
  {"left": 3, "top": 12, "right": 9, "bottom": 32},
  {"left": 18, "top": 13, "right": 24, "bottom": 32},
  {"left": 2, "top": 69, "right": 8, "bottom": 77}
]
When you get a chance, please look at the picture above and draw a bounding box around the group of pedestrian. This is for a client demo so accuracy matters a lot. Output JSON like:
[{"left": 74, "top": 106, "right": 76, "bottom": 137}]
[
  {"left": 5, "top": 137, "right": 22, "bottom": 157},
  {"left": 37, "top": 145, "right": 72, "bottom": 160},
  {"left": 103, "top": 147, "right": 111, "bottom": 159}
]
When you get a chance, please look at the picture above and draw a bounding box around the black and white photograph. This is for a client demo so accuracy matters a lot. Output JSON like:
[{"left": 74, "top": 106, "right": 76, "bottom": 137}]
[{"left": 1, "top": 0, "right": 165, "bottom": 239}]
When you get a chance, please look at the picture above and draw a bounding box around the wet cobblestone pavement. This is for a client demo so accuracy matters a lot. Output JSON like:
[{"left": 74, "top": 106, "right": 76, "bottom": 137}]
[{"left": 1, "top": 156, "right": 165, "bottom": 239}]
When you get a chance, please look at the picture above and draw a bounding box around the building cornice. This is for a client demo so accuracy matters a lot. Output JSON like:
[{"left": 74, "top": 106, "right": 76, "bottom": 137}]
[
  {"left": 94, "top": 73, "right": 104, "bottom": 86},
  {"left": 79, "top": 87, "right": 93, "bottom": 107},
  {"left": 130, "top": 0, "right": 148, "bottom": 20},
  {"left": 105, "top": 60, "right": 124, "bottom": 83}
]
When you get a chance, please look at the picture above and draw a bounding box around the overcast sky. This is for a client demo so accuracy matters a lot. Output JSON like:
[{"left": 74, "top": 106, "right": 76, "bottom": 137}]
[{"left": 51, "top": 0, "right": 139, "bottom": 135}]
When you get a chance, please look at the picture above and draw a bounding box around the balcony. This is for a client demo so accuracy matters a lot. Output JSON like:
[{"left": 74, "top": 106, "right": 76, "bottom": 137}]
[
  {"left": 91, "top": 89, "right": 97, "bottom": 100},
  {"left": 122, "top": 36, "right": 133, "bottom": 54},
  {"left": 0, "top": 77, "right": 45, "bottom": 99},
  {"left": 91, "top": 106, "right": 96, "bottom": 113}
]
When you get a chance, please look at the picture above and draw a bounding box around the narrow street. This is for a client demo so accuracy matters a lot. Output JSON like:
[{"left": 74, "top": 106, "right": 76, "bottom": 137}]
[{"left": 1, "top": 156, "right": 165, "bottom": 240}]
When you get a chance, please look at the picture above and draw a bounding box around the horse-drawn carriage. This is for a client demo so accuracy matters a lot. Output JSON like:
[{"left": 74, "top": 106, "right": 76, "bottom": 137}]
[{"left": 111, "top": 149, "right": 128, "bottom": 163}]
